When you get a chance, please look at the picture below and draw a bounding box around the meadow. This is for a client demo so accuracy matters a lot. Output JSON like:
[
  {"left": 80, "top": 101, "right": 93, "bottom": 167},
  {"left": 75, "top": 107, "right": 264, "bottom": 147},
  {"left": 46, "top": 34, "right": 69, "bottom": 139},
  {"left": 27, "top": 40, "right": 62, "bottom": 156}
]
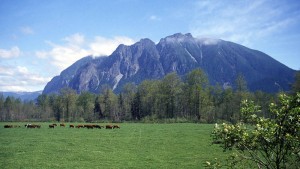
[{"left": 0, "top": 123, "right": 227, "bottom": 169}]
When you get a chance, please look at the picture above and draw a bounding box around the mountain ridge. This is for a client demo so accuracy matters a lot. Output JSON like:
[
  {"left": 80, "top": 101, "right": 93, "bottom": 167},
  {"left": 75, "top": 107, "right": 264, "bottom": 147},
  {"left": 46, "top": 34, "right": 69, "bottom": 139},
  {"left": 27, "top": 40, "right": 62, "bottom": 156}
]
[
  {"left": 43, "top": 33, "right": 295, "bottom": 94},
  {"left": 1, "top": 91, "right": 42, "bottom": 101}
]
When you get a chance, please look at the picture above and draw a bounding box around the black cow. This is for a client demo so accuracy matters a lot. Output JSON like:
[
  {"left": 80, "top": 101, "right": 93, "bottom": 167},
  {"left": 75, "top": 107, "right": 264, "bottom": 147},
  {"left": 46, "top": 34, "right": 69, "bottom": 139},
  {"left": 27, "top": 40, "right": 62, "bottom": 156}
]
[
  {"left": 4, "top": 125, "right": 13, "bottom": 128},
  {"left": 92, "top": 124, "right": 101, "bottom": 129}
]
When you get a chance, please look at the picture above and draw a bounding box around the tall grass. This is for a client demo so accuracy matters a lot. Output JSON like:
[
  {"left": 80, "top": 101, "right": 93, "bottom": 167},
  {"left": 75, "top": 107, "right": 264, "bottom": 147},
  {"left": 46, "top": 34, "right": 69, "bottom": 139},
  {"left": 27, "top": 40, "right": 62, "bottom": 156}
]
[{"left": 0, "top": 123, "right": 227, "bottom": 168}]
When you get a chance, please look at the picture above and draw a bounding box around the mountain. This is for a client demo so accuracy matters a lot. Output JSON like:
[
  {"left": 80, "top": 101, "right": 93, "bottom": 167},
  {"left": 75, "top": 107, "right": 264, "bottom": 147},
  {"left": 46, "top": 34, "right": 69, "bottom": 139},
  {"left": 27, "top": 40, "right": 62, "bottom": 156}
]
[
  {"left": 42, "top": 56, "right": 97, "bottom": 94},
  {"left": 1, "top": 91, "right": 42, "bottom": 101},
  {"left": 43, "top": 33, "right": 296, "bottom": 94}
]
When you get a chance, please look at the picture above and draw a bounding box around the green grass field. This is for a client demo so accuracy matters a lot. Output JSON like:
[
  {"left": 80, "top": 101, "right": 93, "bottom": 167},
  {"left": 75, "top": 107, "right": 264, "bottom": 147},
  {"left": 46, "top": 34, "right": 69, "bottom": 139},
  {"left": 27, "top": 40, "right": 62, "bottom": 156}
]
[{"left": 0, "top": 123, "right": 227, "bottom": 169}]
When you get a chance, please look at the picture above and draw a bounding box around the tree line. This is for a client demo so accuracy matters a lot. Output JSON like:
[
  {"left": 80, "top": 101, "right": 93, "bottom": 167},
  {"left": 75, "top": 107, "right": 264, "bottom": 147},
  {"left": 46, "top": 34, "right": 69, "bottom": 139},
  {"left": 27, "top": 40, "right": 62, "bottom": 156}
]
[{"left": 1, "top": 69, "right": 299, "bottom": 123}]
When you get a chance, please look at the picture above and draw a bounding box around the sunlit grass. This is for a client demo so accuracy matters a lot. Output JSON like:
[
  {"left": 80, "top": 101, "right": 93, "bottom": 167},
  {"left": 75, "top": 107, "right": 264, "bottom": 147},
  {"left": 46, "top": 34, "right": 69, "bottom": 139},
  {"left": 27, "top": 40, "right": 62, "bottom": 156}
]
[{"left": 0, "top": 123, "right": 227, "bottom": 169}]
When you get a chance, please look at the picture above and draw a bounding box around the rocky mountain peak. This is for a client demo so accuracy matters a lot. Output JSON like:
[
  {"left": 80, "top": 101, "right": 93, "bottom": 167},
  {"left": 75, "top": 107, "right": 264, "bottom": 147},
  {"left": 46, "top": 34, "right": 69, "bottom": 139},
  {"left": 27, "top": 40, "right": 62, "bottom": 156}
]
[
  {"left": 43, "top": 33, "right": 296, "bottom": 94},
  {"left": 159, "top": 33, "right": 195, "bottom": 44},
  {"left": 138, "top": 38, "right": 155, "bottom": 46}
]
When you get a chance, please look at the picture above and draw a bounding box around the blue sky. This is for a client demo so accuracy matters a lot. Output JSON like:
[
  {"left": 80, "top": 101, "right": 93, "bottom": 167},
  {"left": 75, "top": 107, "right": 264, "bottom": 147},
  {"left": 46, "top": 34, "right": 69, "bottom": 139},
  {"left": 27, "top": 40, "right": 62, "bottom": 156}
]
[{"left": 0, "top": 0, "right": 299, "bottom": 92}]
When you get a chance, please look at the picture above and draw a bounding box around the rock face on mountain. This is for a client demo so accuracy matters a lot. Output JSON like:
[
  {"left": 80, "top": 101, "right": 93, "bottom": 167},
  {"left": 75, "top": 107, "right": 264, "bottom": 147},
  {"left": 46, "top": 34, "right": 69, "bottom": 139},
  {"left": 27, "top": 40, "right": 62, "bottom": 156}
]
[{"left": 43, "top": 33, "right": 296, "bottom": 94}]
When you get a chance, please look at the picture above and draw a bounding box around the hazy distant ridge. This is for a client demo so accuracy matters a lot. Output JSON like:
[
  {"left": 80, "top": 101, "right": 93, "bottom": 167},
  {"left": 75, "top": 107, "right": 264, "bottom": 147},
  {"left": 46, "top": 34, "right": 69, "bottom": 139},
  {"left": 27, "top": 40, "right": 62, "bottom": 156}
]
[{"left": 1, "top": 91, "right": 42, "bottom": 101}]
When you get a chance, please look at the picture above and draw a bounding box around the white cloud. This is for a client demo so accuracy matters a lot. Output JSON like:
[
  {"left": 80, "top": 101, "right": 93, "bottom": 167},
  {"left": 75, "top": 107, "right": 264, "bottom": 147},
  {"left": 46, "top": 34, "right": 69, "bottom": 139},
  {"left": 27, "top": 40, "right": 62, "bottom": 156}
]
[
  {"left": 63, "top": 33, "right": 85, "bottom": 45},
  {"left": 0, "top": 65, "right": 51, "bottom": 92},
  {"left": 17, "top": 66, "right": 29, "bottom": 74},
  {"left": 0, "top": 66, "right": 14, "bottom": 76},
  {"left": 20, "top": 26, "right": 34, "bottom": 35},
  {"left": 149, "top": 15, "right": 161, "bottom": 21},
  {"left": 190, "top": 0, "right": 299, "bottom": 46},
  {"left": 89, "top": 36, "right": 135, "bottom": 56},
  {"left": 36, "top": 33, "right": 135, "bottom": 73},
  {"left": 35, "top": 51, "right": 48, "bottom": 59},
  {"left": 1, "top": 86, "right": 28, "bottom": 92},
  {"left": 0, "top": 46, "right": 21, "bottom": 59},
  {"left": 46, "top": 42, "right": 90, "bottom": 71}
]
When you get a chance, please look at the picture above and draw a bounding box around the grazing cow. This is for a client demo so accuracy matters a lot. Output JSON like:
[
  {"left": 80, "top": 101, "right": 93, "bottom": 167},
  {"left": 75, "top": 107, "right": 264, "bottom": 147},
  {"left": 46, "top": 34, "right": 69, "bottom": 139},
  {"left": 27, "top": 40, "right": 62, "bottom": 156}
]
[
  {"left": 93, "top": 124, "right": 101, "bottom": 129},
  {"left": 113, "top": 125, "right": 120, "bottom": 129},
  {"left": 26, "top": 124, "right": 40, "bottom": 128},
  {"left": 52, "top": 123, "right": 57, "bottom": 126},
  {"left": 105, "top": 125, "right": 113, "bottom": 129},
  {"left": 25, "top": 124, "right": 33, "bottom": 128},
  {"left": 69, "top": 124, "right": 74, "bottom": 128},
  {"left": 60, "top": 123, "right": 65, "bottom": 127},
  {"left": 76, "top": 124, "right": 84, "bottom": 128},
  {"left": 85, "top": 124, "right": 94, "bottom": 129},
  {"left": 49, "top": 124, "right": 55, "bottom": 128},
  {"left": 4, "top": 125, "right": 13, "bottom": 128}
]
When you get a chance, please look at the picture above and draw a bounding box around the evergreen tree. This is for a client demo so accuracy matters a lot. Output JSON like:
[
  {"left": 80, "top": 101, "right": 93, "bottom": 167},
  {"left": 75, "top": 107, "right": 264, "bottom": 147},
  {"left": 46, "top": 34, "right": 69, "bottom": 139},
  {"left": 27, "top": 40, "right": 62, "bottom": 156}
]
[
  {"left": 131, "top": 91, "right": 142, "bottom": 120},
  {"left": 36, "top": 94, "right": 52, "bottom": 120},
  {"left": 235, "top": 73, "right": 248, "bottom": 92},
  {"left": 185, "top": 69, "right": 210, "bottom": 121},
  {"left": 0, "top": 94, "right": 5, "bottom": 121},
  {"left": 77, "top": 91, "right": 94, "bottom": 122},
  {"left": 138, "top": 80, "right": 160, "bottom": 119},
  {"left": 60, "top": 88, "right": 77, "bottom": 122},
  {"left": 94, "top": 96, "right": 103, "bottom": 120},
  {"left": 51, "top": 95, "right": 63, "bottom": 122},
  {"left": 102, "top": 88, "right": 118, "bottom": 120},
  {"left": 121, "top": 83, "right": 136, "bottom": 120},
  {"left": 4, "top": 96, "right": 13, "bottom": 121},
  {"left": 160, "top": 73, "right": 182, "bottom": 118}
]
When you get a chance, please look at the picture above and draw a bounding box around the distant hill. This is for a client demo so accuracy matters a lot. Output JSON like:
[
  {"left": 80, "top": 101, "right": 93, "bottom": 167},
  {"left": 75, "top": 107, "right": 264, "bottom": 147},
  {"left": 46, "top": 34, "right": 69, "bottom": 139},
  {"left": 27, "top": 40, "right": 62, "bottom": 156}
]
[
  {"left": 1, "top": 91, "right": 42, "bottom": 101},
  {"left": 43, "top": 33, "right": 296, "bottom": 94}
]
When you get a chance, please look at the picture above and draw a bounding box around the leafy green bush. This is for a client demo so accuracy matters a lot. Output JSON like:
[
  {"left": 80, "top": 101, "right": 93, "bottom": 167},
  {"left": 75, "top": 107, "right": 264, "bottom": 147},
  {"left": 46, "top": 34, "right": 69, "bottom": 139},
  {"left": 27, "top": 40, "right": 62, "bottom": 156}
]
[{"left": 209, "top": 93, "right": 300, "bottom": 169}]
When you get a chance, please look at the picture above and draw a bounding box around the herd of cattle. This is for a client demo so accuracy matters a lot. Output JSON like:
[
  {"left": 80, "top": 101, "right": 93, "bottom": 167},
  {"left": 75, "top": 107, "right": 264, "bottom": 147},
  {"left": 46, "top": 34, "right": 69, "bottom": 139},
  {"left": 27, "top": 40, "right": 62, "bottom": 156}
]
[{"left": 4, "top": 123, "right": 120, "bottom": 129}]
